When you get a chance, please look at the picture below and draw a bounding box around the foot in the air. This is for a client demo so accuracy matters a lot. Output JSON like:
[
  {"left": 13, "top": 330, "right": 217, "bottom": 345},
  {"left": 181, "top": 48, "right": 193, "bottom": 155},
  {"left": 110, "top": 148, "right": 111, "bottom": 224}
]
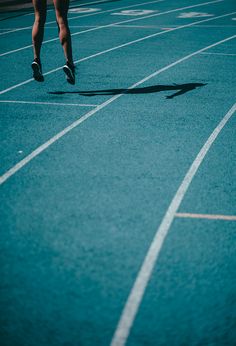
[
  {"left": 31, "top": 58, "right": 44, "bottom": 82},
  {"left": 63, "top": 61, "right": 75, "bottom": 85}
]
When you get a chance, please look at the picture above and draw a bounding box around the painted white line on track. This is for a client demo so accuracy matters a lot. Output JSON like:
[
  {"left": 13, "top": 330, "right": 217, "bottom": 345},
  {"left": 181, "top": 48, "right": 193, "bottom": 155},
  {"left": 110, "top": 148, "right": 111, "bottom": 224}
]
[
  {"left": 0, "top": 11, "right": 235, "bottom": 96},
  {"left": 113, "top": 24, "right": 166, "bottom": 28},
  {"left": 0, "top": 0, "right": 223, "bottom": 56},
  {"left": 65, "top": 0, "right": 118, "bottom": 10},
  {"left": 0, "top": 0, "right": 164, "bottom": 36},
  {"left": 114, "top": 24, "right": 236, "bottom": 29},
  {"left": 46, "top": 23, "right": 236, "bottom": 29},
  {"left": 200, "top": 52, "right": 236, "bottom": 56},
  {"left": 73, "top": 23, "right": 236, "bottom": 29},
  {"left": 110, "top": 100, "right": 236, "bottom": 346},
  {"left": 46, "top": 25, "right": 99, "bottom": 28},
  {"left": 175, "top": 213, "right": 236, "bottom": 220},
  {"left": 0, "top": 100, "right": 98, "bottom": 107},
  {"left": 192, "top": 24, "right": 236, "bottom": 27},
  {"left": 0, "top": 35, "right": 235, "bottom": 185}
]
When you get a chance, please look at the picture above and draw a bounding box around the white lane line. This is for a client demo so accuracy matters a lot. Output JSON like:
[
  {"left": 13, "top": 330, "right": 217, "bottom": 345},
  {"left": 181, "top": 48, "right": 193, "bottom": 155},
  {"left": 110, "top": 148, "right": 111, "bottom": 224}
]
[
  {"left": 0, "top": 100, "right": 98, "bottom": 107},
  {"left": 175, "top": 213, "right": 236, "bottom": 220},
  {"left": 114, "top": 24, "right": 236, "bottom": 28},
  {"left": 45, "top": 25, "right": 99, "bottom": 28},
  {"left": 114, "top": 24, "right": 236, "bottom": 29},
  {"left": 200, "top": 52, "right": 236, "bottom": 56},
  {"left": 0, "top": 0, "right": 164, "bottom": 36},
  {"left": 1, "top": 11, "right": 235, "bottom": 96},
  {"left": 0, "top": 28, "right": 16, "bottom": 31},
  {"left": 0, "top": 35, "right": 235, "bottom": 185},
  {"left": 24, "top": 23, "right": 236, "bottom": 30},
  {"left": 180, "top": 23, "right": 236, "bottom": 27},
  {"left": 0, "top": 0, "right": 223, "bottom": 56},
  {"left": 113, "top": 24, "right": 166, "bottom": 28},
  {"left": 68, "top": 0, "right": 116, "bottom": 7},
  {"left": 110, "top": 101, "right": 236, "bottom": 346},
  {"left": 68, "top": 0, "right": 118, "bottom": 9}
]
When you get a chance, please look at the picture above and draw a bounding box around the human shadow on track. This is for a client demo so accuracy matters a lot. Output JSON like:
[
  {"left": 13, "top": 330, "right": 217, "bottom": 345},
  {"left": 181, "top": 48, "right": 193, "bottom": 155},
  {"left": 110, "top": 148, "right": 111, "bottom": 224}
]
[{"left": 49, "top": 83, "right": 207, "bottom": 99}]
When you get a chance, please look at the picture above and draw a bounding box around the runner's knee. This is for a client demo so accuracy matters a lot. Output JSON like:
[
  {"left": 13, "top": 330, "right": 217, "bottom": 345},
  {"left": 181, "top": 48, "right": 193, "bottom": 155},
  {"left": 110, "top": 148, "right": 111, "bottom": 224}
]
[
  {"left": 56, "top": 15, "right": 68, "bottom": 29},
  {"left": 34, "top": 14, "right": 46, "bottom": 27}
]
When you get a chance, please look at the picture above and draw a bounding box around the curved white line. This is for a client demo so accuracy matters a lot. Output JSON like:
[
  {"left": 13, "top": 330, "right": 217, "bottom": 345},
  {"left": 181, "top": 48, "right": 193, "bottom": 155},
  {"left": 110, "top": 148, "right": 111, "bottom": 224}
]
[
  {"left": 111, "top": 102, "right": 236, "bottom": 346},
  {"left": 0, "top": 100, "right": 98, "bottom": 107},
  {"left": 175, "top": 213, "right": 236, "bottom": 220},
  {"left": 0, "top": 35, "right": 235, "bottom": 185}
]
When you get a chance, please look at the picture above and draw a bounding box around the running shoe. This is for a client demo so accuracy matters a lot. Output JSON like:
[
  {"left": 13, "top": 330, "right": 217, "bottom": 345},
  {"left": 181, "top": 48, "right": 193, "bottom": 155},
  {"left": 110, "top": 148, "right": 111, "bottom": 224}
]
[
  {"left": 63, "top": 61, "right": 75, "bottom": 85},
  {"left": 31, "top": 59, "right": 44, "bottom": 82}
]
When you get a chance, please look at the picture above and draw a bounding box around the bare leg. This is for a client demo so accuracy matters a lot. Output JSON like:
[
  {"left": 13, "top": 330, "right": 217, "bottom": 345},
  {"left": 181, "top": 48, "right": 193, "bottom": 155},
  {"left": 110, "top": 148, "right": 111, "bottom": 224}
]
[
  {"left": 32, "top": 0, "right": 47, "bottom": 61},
  {"left": 53, "top": 0, "right": 74, "bottom": 65}
]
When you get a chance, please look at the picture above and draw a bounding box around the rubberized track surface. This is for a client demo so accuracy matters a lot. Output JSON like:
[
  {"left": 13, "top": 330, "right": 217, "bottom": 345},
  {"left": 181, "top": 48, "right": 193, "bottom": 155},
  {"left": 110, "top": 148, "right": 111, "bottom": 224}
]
[{"left": 0, "top": 1, "right": 236, "bottom": 345}]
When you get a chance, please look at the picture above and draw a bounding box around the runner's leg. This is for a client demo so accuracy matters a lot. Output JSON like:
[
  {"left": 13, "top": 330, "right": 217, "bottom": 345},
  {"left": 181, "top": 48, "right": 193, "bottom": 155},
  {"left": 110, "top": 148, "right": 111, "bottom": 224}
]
[
  {"left": 32, "top": 0, "right": 47, "bottom": 61},
  {"left": 53, "top": 0, "right": 74, "bottom": 65}
]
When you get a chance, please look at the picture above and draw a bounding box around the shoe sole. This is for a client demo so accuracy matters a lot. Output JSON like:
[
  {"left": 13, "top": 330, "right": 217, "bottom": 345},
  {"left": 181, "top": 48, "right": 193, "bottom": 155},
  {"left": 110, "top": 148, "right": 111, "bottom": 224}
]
[
  {"left": 63, "top": 65, "right": 75, "bottom": 85},
  {"left": 31, "top": 62, "right": 44, "bottom": 82}
]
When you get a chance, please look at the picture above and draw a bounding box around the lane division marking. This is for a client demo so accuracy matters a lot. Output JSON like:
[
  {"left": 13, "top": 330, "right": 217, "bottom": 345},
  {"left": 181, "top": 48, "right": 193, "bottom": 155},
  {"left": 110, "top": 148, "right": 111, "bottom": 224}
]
[
  {"left": 200, "top": 52, "right": 236, "bottom": 56},
  {"left": 0, "top": 100, "right": 98, "bottom": 107},
  {"left": 175, "top": 213, "right": 236, "bottom": 221}
]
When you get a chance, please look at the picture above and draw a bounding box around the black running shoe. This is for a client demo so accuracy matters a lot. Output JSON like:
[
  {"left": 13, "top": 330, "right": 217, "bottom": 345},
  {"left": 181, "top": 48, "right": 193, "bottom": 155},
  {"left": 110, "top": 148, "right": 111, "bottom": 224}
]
[
  {"left": 31, "top": 59, "right": 44, "bottom": 82},
  {"left": 63, "top": 61, "right": 75, "bottom": 85}
]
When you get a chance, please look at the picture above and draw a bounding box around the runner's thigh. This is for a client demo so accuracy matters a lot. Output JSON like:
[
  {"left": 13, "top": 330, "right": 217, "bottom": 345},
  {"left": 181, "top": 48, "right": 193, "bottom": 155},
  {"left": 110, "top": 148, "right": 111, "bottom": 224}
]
[
  {"left": 32, "top": 0, "right": 47, "bottom": 17},
  {"left": 53, "top": 0, "right": 70, "bottom": 16}
]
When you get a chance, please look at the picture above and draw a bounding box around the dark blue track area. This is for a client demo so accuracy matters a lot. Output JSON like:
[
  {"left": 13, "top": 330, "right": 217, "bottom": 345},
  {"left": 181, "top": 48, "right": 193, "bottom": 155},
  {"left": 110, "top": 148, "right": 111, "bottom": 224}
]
[{"left": 0, "top": 1, "right": 236, "bottom": 345}]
